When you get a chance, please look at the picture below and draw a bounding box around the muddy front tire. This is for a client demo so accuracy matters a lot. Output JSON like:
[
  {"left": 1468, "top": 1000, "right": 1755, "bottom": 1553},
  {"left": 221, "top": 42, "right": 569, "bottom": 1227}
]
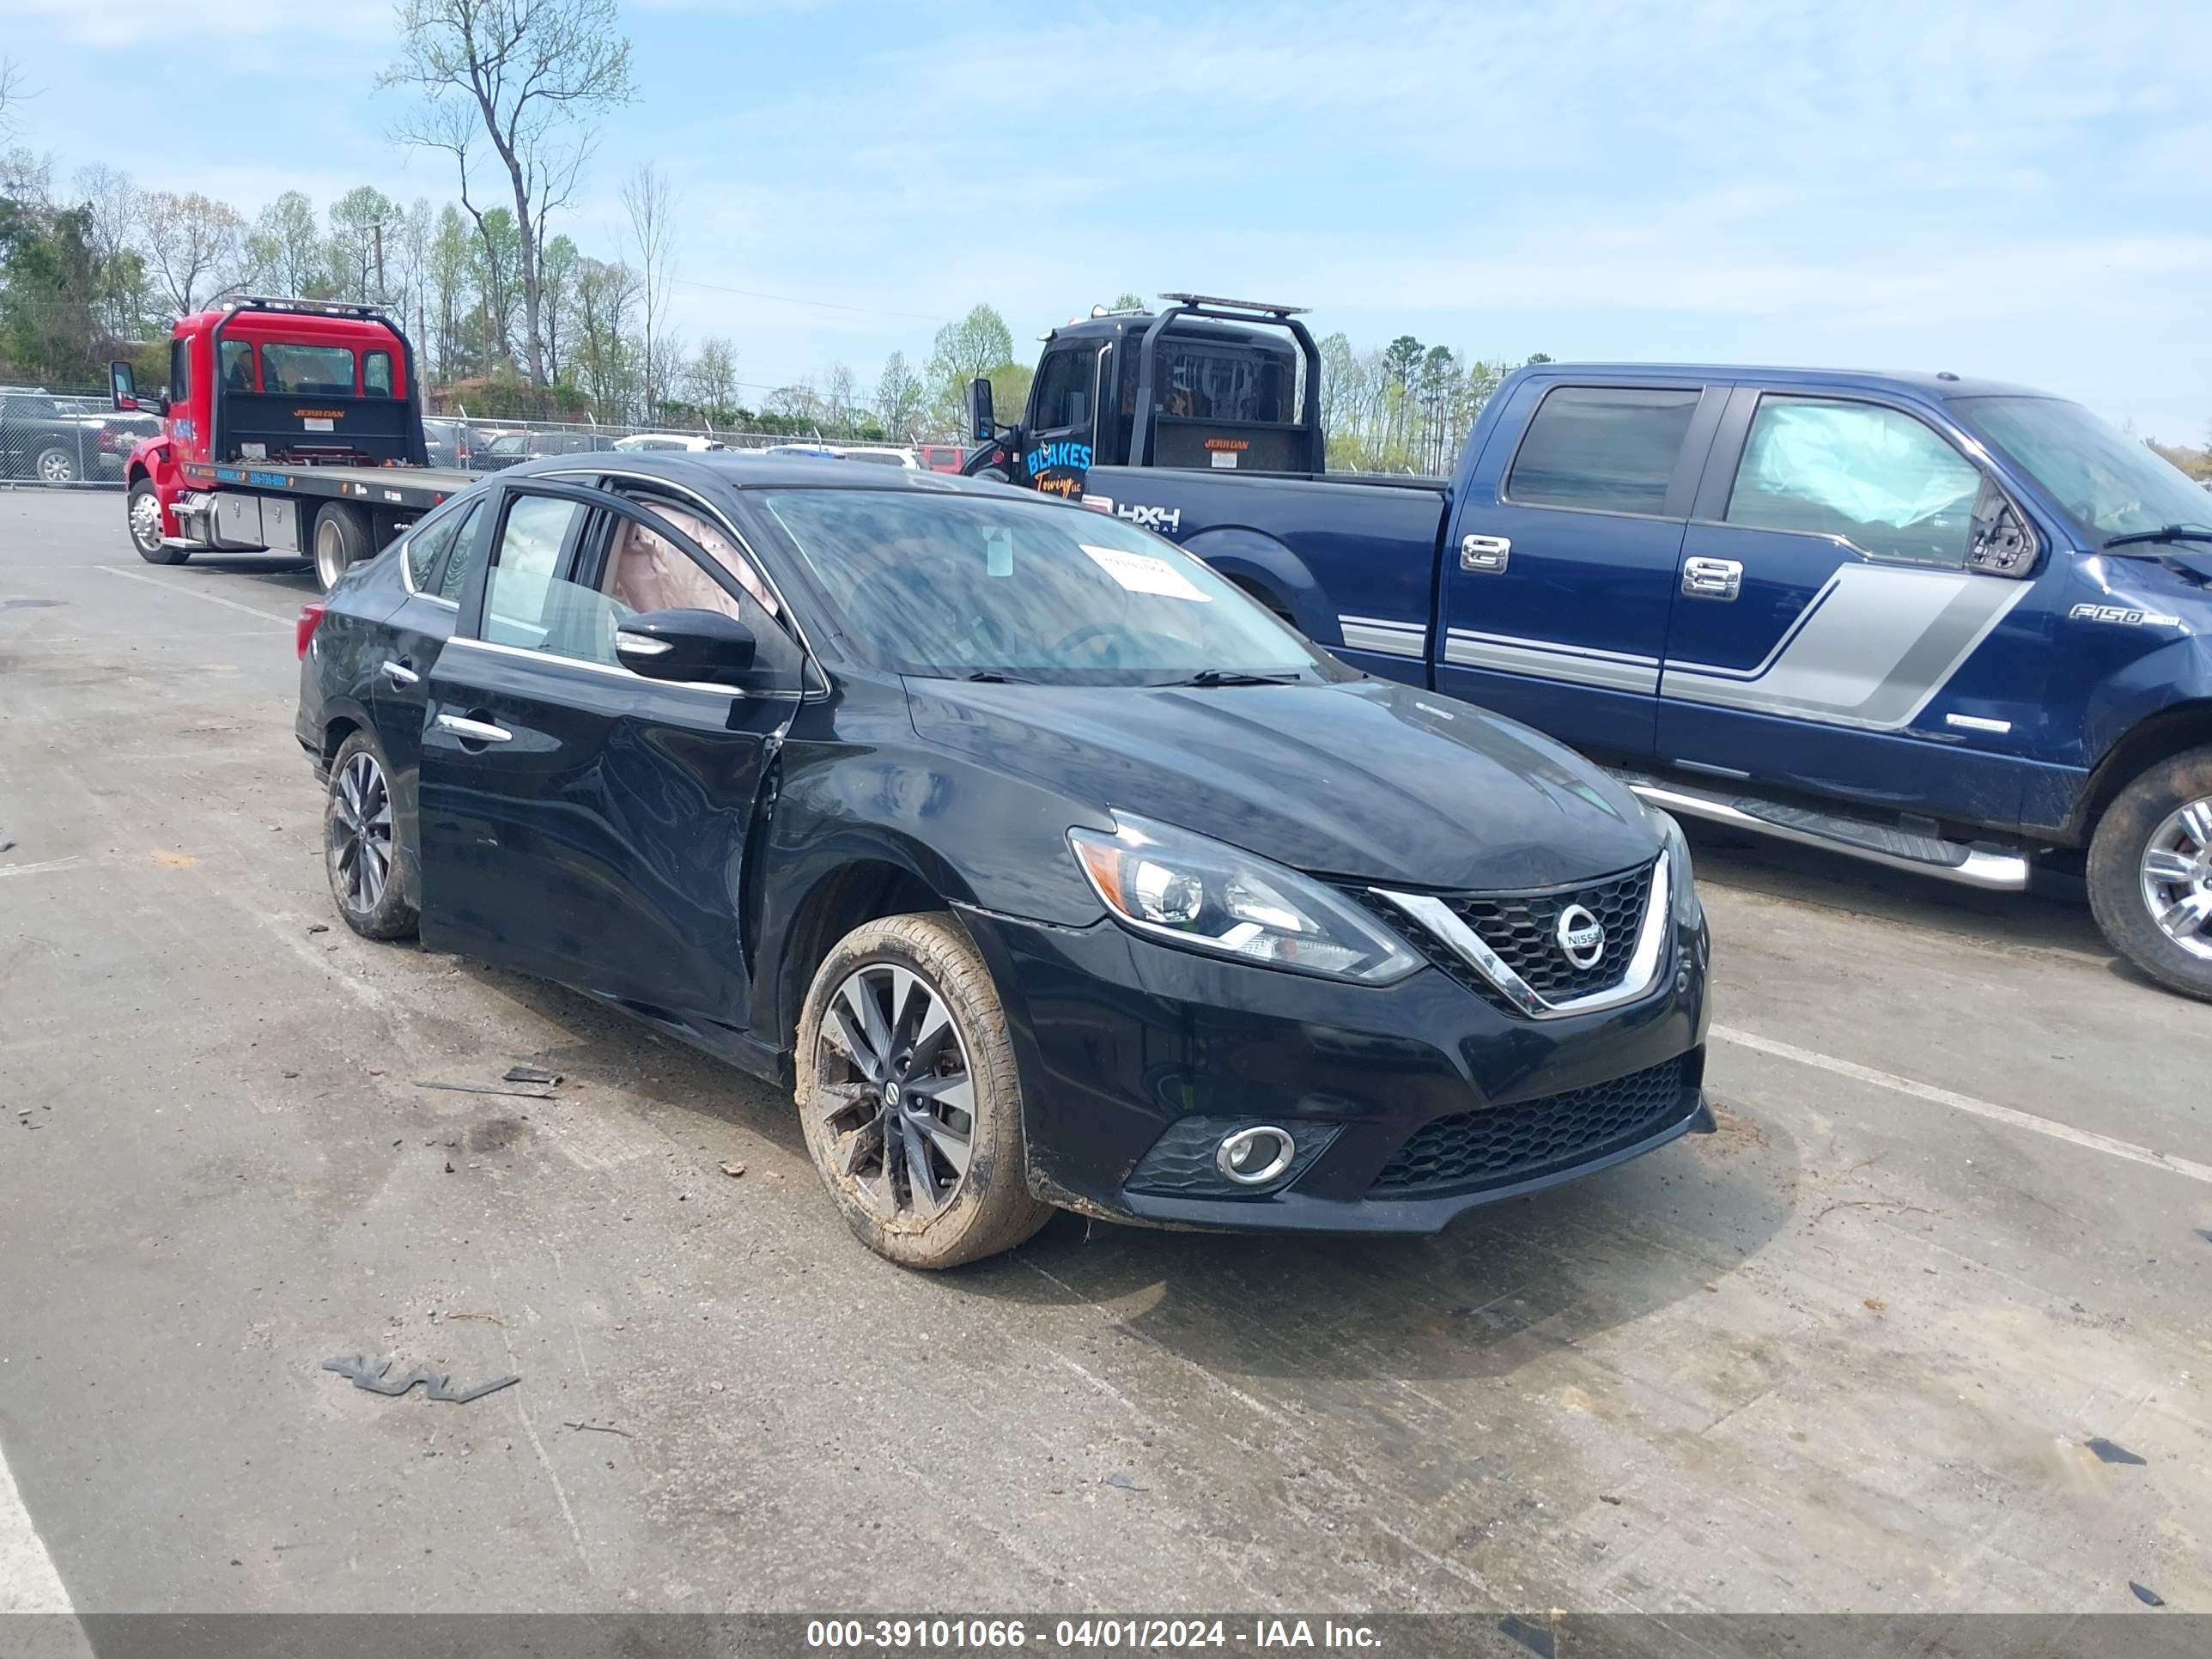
[
  {"left": 2087, "top": 744, "right": 2212, "bottom": 1001},
  {"left": 796, "top": 912, "right": 1054, "bottom": 1268}
]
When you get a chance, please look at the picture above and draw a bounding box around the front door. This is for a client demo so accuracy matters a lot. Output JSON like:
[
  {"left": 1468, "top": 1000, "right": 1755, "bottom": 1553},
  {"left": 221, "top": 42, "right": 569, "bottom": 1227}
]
[
  {"left": 416, "top": 479, "right": 793, "bottom": 1026},
  {"left": 1021, "top": 343, "right": 1101, "bottom": 499},
  {"left": 1436, "top": 378, "right": 1721, "bottom": 761},
  {"left": 1657, "top": 388, "right": 2048, "bottom": 823}
]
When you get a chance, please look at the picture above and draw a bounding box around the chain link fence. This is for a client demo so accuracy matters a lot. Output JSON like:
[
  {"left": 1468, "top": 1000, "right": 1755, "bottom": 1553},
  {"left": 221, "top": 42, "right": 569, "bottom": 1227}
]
[
  {"left": 0, "top": 386, "right": 157, "bottom": 490},
  {"left": 0, "top": 389, "right": 929, "bottom": 493}
]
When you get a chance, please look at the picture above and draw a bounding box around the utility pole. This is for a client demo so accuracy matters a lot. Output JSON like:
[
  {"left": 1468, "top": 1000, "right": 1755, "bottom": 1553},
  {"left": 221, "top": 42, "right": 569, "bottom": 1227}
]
[{"left": 370, "top": 222, "right": 386, "bottom": 305}]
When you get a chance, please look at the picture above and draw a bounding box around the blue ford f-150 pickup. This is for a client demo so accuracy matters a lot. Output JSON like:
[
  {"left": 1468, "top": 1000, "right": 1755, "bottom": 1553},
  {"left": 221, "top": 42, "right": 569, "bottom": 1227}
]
[{"left": 967, "top": 303, "right": 2212, "bottom": 1000}]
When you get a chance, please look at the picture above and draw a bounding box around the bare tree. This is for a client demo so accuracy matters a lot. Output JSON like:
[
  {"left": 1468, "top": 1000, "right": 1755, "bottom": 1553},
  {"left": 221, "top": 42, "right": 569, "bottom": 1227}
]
[
  {"left": 140, "top": 191, "right": 245, "bottom": 315},
  {"left": 0, "top": 55, "right": 22, "bottom": 135},
  {"left": 382, "top": 0, "right": 633, "bottom": 386},
  {"left": 686, "top": 337, "right": 739, "bottom": 423},
  {"left": 620, "top": 162, "right": 675, "bottom": 417}
]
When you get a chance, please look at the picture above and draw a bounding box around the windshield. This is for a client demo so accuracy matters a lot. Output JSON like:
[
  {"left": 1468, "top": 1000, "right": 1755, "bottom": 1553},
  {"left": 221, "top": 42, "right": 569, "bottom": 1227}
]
[
  {"left": 489, "top": 435, "right": 527, "bottom": 455},
  {"left": 1954, "top": 396, "right": 2210, "bottom": 541},
  {"left": 758, "top": 489, "right": 1338, "bottom": 685}
]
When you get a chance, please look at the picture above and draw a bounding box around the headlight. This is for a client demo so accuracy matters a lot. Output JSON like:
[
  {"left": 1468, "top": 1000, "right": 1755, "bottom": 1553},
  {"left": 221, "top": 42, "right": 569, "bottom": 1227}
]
[
  {"left": 1646, "top": 805, "right": 1703, "bottom": 927},
  {"left": 1068, "top": 812, "right": 1424, "bottom": 984}
]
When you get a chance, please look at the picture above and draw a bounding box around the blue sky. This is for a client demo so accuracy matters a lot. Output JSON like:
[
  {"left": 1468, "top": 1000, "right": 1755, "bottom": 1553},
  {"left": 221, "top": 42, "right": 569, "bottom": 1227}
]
[{"left": 5, "top": 0, "right": 2209, "bottom": 438}]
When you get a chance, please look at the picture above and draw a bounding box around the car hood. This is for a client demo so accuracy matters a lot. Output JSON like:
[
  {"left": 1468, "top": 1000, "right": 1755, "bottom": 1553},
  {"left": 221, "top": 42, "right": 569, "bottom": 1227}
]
[{"left": 903, "top": 677, "right": 1658, "bottom": 890}]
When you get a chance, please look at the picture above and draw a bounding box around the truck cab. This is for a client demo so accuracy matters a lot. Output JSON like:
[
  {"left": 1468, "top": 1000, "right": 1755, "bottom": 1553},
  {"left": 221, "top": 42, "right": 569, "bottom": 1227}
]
[
  {"left": 965, "top": 294, "right": 1325, "bottom": 498},
  {"left": 1021, "top": 343, "right": 2212, "bottom": 1001},
  {"left": 112, "top": 296, "right": 460, "bottom": 589}
]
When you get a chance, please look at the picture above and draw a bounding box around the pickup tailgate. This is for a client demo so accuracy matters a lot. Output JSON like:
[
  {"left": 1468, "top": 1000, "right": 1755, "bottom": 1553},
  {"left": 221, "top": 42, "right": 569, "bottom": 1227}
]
[{"left": 1079, "top": 465, "right": 1448, "bottom": 679}]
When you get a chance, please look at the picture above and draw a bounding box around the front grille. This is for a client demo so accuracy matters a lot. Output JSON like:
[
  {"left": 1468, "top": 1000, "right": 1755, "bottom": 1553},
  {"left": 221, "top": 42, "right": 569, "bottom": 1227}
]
[
  {"left": 1369, "top": 860, "right": 1656, "bottom": 1012},
  {"left": 1454, "top": 861, "right": 1653, "bottom": 999},
  {"left": 1367, "top": 1057, "right": 1691, "bottom": 1196}
]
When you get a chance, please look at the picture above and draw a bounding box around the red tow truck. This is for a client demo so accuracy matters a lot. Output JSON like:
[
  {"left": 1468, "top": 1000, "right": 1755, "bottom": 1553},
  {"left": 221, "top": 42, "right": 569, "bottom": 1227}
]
[{"left": 110, "top": 297, "right": 474, "bottom": 592}]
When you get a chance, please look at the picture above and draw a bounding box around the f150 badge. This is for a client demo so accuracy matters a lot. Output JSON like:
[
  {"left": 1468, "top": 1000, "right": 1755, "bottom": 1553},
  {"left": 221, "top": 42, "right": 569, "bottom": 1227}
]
[{"left": 2070, "top": 602, "right": 2182, "bottom": 627}]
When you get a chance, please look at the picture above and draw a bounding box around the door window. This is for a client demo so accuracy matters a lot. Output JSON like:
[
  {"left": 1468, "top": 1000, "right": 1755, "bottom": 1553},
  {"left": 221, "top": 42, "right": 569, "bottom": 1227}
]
[
  {"left": 1726, "top": 397, "right": 1981, "bottom": 566},
  {"left": 482, "top": 495, "right": 590, "bottom": 653},
  {"left": 1030, "top": 349, "right": 1095, "bottom": 430},
  {"left": 436, "top": 501, "right": 490, "bottom": 604},
  {"left": 406, "top": 498, "right": 482, "bottom": 593},
  {"left": 1505, "top": 386, "right": 1699, "bottom": 515}
]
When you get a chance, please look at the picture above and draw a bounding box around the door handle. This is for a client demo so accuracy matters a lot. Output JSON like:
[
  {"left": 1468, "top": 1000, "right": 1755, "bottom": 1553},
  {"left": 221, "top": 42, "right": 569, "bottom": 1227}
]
[
  {"left": 1459, "top": 534, "right": 1511, "bottom": 574},
  {"left": 1681, "top": 557, "right": 1742, "bottom": 600},
  {"left": 434, "top": 712, "right": 512, "bottom": 744},
  {"left": 379, "top": 659, "right": 421, "bottom": 687}
]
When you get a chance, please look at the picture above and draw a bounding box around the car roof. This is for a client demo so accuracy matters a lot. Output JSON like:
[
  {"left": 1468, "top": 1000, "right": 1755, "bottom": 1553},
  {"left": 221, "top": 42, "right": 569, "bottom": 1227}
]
[
  {"left": 1519, "top": 362, "right": 2053, "bottom": 402},
  {"left": 502, "top": 450, "right": 1030, "bottom": 498}
]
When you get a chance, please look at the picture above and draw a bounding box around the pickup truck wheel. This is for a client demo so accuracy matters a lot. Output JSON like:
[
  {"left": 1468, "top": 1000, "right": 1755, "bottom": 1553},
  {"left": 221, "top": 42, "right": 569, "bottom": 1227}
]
[
  {"left": 128, "top": 482, "right": 187, "bottom": 564},
  {"left": 796, "top": 913, "right": 1054, "bottom": 1268},
  {"left": 313, "top": 503, "right": 372, "bottom": 592},
  {"left": 324, "top": 728, "right": 418, "bottom": 940},
  {"left": 2087, "top": 744, "right": 2212, "bottom": 1000},
  {"left": 34, "top": 446, "right": 79, "bottom": 484}
]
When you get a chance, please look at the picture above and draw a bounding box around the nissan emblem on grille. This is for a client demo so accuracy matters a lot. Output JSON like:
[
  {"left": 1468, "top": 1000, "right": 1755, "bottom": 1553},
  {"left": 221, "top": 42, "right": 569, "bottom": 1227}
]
[{"left": 1555, "top": 903, "right": 1605, "bottom": 969}]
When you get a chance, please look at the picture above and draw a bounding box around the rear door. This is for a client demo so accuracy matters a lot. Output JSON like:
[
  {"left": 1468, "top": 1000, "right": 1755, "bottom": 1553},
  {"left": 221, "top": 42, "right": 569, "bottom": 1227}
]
[
  {"left": 1436, "top": 378, "right": 1723, "bottom": 760},
  {"left": 1657, "top": 387, "right": 2047, "bottom": 823},
  {"left": 364, "top": 495, "right": 489, "bottom": 866},
  {"left": 416, "top": 480, "right": 794, "bottom": 1024}
]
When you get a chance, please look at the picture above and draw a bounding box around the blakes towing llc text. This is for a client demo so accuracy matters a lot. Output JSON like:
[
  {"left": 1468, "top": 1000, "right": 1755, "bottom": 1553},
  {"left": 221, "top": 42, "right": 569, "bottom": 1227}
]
[{"left": 806, "top": 1619, "right": 1381, "bottom": 1650}]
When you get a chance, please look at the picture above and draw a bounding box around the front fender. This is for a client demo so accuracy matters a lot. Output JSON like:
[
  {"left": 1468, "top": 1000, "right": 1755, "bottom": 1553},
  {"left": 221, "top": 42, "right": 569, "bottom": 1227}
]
[
  {"left": 2083, "top": 632, "right": 2212, "bottom": 764},
  {"left": 1179, "top": 525, "right": 1329, "bottom": 639},
  {"left": 125, "top": 436, "right": 185, "bottom": 533}
]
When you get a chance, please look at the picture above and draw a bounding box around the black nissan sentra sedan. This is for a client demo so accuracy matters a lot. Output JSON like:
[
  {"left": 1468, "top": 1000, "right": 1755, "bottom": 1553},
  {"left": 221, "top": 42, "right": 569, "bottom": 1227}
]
[{"left": 296, "top": 455, "right": 1713, "bottom": 1267}]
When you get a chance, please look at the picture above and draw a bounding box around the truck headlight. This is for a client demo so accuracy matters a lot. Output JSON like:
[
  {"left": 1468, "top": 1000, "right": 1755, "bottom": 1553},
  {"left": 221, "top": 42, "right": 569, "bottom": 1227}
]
[{"left": 1068, "top": 812, "right": 1423, "bottom": 984}]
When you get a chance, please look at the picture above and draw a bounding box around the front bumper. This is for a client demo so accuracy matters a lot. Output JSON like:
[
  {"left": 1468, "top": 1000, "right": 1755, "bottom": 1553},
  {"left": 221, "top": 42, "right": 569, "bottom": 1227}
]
[{"left": 957, "top": 902, "right": 1711, "bottom": 1236}]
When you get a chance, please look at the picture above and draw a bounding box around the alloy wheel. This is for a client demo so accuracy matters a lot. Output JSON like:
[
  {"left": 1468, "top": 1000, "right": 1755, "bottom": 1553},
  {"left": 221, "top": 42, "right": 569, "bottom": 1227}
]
[
  {"left": 812, "top": 963, "right": 976, "bottom": 1220},
  {"left": 36, "top": 449, "right": 76, "bottom": 483},
  {"left": 2139, "top": 796, "right": 2212, "bottom": 963},
  {"left": 314, "top": 519, "right": 349, "bottom": 590},
  {"left": 129, "top": 490, "right": 162, "bottom": 552},
  {"left": 331, "top": 750, "right": 393, "bottom": 915}
]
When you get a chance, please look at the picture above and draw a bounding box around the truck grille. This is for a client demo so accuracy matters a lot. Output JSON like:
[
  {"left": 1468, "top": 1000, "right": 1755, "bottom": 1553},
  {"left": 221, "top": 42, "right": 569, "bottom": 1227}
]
[{"left": 1367, "top": 1056, "right": 1692, "bottom": 1197}]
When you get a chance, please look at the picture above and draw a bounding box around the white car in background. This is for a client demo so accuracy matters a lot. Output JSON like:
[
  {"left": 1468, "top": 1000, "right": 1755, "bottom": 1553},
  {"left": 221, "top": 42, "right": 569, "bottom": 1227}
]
[
  {"left": 614, "top": 432, "right": 730, "bottom": 453},
  {"left": 763, "top": 442, "right": 920, "bottom": 468}
]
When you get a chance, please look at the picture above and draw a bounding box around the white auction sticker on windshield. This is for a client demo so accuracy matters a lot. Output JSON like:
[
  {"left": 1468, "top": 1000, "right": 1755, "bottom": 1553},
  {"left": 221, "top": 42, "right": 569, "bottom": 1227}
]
[{"left": 1079, "top": 544, "right": 1212, "bottom": 602}]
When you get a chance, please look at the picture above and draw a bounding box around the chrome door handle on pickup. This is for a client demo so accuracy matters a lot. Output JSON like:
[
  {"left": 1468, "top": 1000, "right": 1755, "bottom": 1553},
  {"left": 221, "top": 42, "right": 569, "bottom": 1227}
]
[
  {"left": 434, "top": 713, "right": 512, "bottom": 744},
  {"left": 1681, "top": 557, "right": 1742, "bottom": 600},
  {"left": 379, "top": 660, "right": 421, "bottom": 687},
  {"left": 1459, "top": 534, "right": 1511, "bottom": 574}
]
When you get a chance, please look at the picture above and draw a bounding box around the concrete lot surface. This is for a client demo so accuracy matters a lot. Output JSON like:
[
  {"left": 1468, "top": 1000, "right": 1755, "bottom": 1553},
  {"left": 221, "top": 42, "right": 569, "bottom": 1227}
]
[{"left": 1, "top": 490, "right": 2208, "bottom": 1625}]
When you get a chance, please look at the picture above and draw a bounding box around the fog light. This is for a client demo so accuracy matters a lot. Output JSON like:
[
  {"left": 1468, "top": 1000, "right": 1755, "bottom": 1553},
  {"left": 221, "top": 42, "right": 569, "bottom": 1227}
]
[{"left": 1216, "top": 1126, "right": 1296, "bottom": 1186}]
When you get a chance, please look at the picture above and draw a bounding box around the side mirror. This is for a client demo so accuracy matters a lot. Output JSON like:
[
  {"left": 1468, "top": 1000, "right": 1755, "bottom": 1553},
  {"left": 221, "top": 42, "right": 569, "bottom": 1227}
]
[
  {"left": 965, "top": 376, "right": 996, "bottom": 443},
  {"left": 110, "top": 359, "right": 139, "bottom": 412},
  {"left": 615, "top": 607, "right": 758, "bottom": 685},
  {"left": 1965, "top": 477, "right": 2039, "bottom": 579}
]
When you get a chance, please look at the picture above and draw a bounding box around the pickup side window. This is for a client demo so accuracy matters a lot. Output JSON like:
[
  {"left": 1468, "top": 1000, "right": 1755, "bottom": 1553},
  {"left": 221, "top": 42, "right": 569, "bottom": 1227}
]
[
  {"left": 1725, "top": 396, "right": 1981, "bottom": 567},
  {"left": 1031, "top": 349, "right": 1094, "bottom": 430},
  {"left": 1505, "top": 386, "right": 1698, "bottom": 515}
]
